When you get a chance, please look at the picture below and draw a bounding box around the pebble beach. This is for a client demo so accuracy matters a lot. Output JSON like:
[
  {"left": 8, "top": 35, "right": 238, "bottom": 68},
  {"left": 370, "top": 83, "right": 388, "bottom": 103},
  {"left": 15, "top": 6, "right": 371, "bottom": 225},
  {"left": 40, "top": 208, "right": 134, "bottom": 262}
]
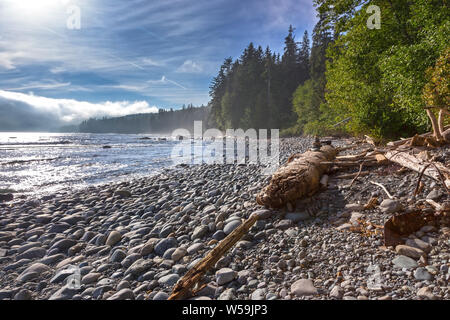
[{"left": 0, "top": 137, "right": 449, "bottom": 300}]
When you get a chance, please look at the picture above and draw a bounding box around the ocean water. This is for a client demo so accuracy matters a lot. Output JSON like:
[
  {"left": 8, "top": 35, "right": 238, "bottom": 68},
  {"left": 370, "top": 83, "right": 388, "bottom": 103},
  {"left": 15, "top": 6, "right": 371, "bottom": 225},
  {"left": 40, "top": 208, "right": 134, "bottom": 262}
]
[{"left": 0, "top": 132, "right": 196, "bottom": 196}]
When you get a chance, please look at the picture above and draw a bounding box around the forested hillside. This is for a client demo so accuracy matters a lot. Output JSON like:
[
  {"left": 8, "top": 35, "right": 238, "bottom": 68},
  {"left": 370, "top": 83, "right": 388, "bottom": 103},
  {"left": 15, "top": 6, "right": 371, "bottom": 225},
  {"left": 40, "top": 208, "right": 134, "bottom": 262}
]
[
  {"left": 208, "top": 0, "right": 449, "bottom": 139},
  {"left": 78, "top": 105, "right": 209, "bottom": 134}
]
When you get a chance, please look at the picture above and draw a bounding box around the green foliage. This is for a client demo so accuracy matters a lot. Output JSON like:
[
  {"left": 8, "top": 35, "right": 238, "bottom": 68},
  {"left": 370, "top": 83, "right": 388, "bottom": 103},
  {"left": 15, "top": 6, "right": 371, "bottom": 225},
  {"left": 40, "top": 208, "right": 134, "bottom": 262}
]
[
  {"left": 287, "top": 13, "right": 334, "bottom": 137},
  {"left": 423, "top": 47, "right": 450, "bottom": 109},
  {"left": 319, "top": 0, "right": 449, "bottom": 139}
]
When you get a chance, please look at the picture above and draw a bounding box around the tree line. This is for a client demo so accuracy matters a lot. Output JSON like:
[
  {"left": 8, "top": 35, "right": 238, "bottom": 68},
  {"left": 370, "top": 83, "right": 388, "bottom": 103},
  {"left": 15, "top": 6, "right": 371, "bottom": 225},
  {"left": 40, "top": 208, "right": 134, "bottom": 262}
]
[
  {"left": 208, "top": 0, "right": 449, "bottom": 139},
  {"left": 78, "top": 105, "right": 210, "bottom": 134}
]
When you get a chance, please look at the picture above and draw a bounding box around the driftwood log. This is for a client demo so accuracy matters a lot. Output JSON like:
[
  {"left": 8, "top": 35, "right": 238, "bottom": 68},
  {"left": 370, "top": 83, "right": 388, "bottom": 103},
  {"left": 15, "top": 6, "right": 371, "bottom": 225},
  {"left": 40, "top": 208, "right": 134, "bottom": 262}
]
[
  {"left": 385, "top": 150, "right": 450, "bottom": 190},
  {"left": 256, "top": 145, "right": 337, "bottom": 208},
  {"left": 168, "top": 212, "right": 261, "bottom": 300}
]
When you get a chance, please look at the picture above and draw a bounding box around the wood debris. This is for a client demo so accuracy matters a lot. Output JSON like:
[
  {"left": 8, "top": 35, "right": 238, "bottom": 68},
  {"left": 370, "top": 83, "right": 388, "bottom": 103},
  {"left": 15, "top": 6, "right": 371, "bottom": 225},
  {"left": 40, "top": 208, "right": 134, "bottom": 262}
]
[
  {"left": 256, "top": 145, "right": 337, "bottom": 208},
  {"left": 169, "top": 212, "right": 262, "bottom": 300}
]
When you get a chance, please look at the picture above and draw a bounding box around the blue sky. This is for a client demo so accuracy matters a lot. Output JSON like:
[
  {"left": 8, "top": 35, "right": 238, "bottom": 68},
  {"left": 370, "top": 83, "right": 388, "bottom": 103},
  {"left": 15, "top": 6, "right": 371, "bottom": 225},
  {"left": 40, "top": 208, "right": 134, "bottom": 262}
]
[{"left": 0, "top": 0, "right": 317, "bottom": 125}]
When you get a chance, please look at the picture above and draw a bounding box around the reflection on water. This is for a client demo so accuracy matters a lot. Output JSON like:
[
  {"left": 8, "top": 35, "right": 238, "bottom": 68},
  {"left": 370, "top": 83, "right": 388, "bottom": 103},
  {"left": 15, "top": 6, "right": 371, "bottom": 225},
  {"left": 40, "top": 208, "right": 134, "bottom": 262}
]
[{"left": 0, "top": 132, "right": 183, "bottom": 196}]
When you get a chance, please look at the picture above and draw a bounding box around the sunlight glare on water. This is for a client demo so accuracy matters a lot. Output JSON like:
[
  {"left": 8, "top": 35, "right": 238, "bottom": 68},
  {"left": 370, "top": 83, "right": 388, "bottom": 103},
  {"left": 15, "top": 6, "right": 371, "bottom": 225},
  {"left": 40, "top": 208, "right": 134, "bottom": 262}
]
[{"left": 0, "top": 132, "right": 181, "bottom": 196}]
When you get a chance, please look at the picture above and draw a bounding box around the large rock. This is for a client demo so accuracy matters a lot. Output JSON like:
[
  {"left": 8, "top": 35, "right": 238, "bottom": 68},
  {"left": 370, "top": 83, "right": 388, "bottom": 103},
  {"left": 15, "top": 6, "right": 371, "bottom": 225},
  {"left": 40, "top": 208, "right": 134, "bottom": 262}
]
[
  {"left": 49, "top": 285, "right": 79, "bottom": 300},
  {"left": 154, "top": 238, "right": 177, "bottom": 256},
  {"left": 140, "top": 238, "right": 159, "bottom": 256},
  {"left": 414, "top": 268, "right": 433, "bottom": 281},
  {"left": 114, "top": 189, "right": 131, "bottom": 198},
  {"left": 250, "top": 289, "right": 266, "bottom": 300},
  {"left": 191, "top": 225, "right": 209, "bottom": 240},
  {"left": 158, "top": 274, "right": 180, "bottom": 287},
  {"left": 48, "top": 223, "right": 71, "bottom": 234},
  {"left": 36, "top": 214, "right": 52, "bottom": 224},
  {"left": 107, "top": 288, "right": 135, "bottom": 300},
  {"left": 14, "top": 289, "right": 32, "bottom": 300},
  {"left": 81, "top": 272, "right": 102, "bottom": 285},
  {"left": 405, "top": 238, "right": 431, "bottom": 253},
  {"left": 395, "top": 245, "right": 425, "bottom": 259},
  {"left": 330, "top": 285, "right": 344, "bottom": 299},
  {"left": 110, "top": 249, "right": 127, "bottom": 263},
  {"left": 187, "top": 243, "right": 204, "bottom": 255},
  {"left": 153, "top": 291, "right": 169, "bottom": 300},
  {"left": 203, "top": 205, "right": 216, "bottom": 214},
  {"left": 417, "top": 287, "right": 437, "bottom": 300},
  {"left": 16, "top": 263, "right": 50, "bottom": 282},
  {"left": 290, "top": 279, "right": 318, "bottom": 297},
  {"left": 218, "top": 288, "right": 236, "bottom": 300},
  {"left": 380, "top": 199, "right": 402, "bottom": 214},
  {"left": 17, "top": 247, "right": 46, "bottom": 260},
  {"left": 223, "top": 220, "right": 241, "bottom": 235},
  {"left": 215, "top": 268, "right": 237, "bottom": 286},
  {"left": 251, "top": 209, "right": 272, "bottom": 220},
  {"left": 39, "top": 254, "right": 66, "bottom": 266},
  {"left": 124, "top": 259, "right": 153, "bottom": 277},
  {"left": 106, "top": 231, "right": 122, "bottom": 246},
  {"left": 59, "top": 214, "right": 84, "bottom": 225},
  {"left": 50, "top": 239, "right": 77, "bottom": 252},
  {"left": 392, "top": 255, "right": 418, "bottom": 269},
  {"left": 171, "top": 247, "right": 187, "bottom": 262}
]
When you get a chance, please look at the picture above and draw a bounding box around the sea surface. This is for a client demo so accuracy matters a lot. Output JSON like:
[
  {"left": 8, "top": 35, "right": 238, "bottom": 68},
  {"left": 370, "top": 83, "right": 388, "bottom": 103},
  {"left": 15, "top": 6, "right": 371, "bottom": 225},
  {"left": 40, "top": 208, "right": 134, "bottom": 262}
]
[{"left": 0, "top": 132, "right": 206, "bottom": 196}]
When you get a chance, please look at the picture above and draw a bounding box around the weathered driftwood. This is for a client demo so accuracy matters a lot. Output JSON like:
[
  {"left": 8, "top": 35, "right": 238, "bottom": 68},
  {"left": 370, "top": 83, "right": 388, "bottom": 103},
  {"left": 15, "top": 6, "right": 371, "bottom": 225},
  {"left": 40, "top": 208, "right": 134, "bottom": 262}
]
[
  {"left": 256, "top": 145, "right": 337, "bottom": 208},
  {"left": 333, "top": 171, "right": 370, "bottom": 179},
  {"left": 387, "top": 125, "right": 450, "bottom": 147},
  {"left": 385, "top": 150, "right": 450, "bottom": 190},
  {"left": 168, "top": 212, "right": 261, "bottom": 300},
  {"left": 321, "top": 159, "right": 378, "bottom": 168}
]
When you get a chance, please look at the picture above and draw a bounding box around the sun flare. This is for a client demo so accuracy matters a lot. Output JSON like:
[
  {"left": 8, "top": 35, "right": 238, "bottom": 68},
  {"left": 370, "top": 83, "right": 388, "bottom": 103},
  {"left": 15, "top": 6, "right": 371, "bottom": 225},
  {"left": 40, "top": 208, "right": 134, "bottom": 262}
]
[{"left": 4, "top": 0, "right": 63, "bottom": 18}]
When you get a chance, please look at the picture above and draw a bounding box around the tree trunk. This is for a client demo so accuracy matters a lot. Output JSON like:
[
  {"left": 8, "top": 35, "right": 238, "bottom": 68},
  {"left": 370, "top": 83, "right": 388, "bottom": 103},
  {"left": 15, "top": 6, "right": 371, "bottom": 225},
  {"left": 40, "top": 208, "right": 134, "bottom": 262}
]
[
  {"left": 256, "top": 145, "right": 337, "bottom": 208},
  {"left": 426, "top": 109, "right": 444, "bottom": 141},
  {"left": 439, "top": 109, "right": 450, "bottom": 140}
]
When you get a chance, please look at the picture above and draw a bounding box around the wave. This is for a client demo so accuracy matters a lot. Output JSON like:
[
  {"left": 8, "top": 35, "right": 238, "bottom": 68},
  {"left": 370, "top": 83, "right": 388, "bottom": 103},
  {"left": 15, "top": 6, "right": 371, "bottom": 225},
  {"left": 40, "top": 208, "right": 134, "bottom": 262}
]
[{"left": 0, "top": 140, "right": 72, "bottom": 146}]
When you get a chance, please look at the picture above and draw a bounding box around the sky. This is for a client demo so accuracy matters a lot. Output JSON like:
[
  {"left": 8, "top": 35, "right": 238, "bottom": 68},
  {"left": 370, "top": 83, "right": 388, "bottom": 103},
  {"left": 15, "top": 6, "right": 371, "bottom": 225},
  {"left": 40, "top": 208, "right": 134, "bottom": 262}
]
[{"left": 0, "top": 0, "right": 318, "bottom": 127}]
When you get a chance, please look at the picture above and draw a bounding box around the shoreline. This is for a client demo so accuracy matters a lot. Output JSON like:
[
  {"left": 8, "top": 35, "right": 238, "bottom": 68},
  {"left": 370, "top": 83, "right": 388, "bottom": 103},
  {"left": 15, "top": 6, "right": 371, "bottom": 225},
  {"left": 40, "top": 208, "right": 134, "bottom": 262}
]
[{"left": 0, "top": 137, "right": 448, "bottom": 300}]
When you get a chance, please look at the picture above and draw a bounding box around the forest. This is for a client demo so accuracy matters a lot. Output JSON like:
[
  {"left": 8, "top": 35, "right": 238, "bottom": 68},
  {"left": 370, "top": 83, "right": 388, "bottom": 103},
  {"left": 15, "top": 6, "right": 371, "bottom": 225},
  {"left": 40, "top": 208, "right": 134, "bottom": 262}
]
[
  {"left": 208, "top": 0, "right": 449, "bottom": 140},
  {"left": 78, "top": 104, "right": 209, "bottom": 134}
]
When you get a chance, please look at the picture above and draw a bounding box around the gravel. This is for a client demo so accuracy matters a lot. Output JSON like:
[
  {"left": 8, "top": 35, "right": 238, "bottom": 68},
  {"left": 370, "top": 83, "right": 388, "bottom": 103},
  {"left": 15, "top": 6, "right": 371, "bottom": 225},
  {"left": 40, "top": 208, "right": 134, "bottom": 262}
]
[{"left": 0, "top": 137, "right": 448, "bottom": 300}]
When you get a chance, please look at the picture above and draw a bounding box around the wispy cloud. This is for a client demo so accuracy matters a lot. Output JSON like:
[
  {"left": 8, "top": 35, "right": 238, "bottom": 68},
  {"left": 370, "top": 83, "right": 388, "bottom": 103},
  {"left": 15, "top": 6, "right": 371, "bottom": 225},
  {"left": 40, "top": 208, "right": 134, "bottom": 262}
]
[
  {"left": 6, "top": 81, "right": 71, "bottom": 91},
  {"left": 177, "top": 60, "right": 203, "bottom": 74},
  {"left": 0, "top": 0, "right": 317, "bottom": 110}
]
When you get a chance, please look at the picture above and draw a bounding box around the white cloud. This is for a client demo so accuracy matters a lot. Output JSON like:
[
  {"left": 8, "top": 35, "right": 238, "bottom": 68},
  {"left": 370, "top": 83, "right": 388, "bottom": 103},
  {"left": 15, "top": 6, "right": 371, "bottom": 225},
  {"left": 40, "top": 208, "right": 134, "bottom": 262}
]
[
  {"left": 177, "top": 60, "right": 203, "bottom": 74},
  {"left": 0, "top": 90, "right": 159, "bottom": 124},
  {"left": 0, "top": 51, "right": 24, "bottom": 70}
]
